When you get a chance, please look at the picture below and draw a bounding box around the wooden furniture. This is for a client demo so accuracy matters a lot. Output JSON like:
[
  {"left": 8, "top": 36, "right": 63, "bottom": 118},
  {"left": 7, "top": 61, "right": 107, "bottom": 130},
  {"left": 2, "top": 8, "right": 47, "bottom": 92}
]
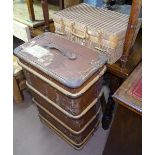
[
  {"left": 59, "top": 0, "right": 64, "bottom": 9},
  {"left": 108, "top": 29, "right": 142, "bottom": 79},
  {"left": 30, "top": 0, "right": 83, "bottom": 36},
  {"left": 26, "top": 0, "right": 35, "bottom": 21},
  {"left": 102, "top": 28, "right": 141, "bottom": 129},
  {"left": 41, "top": 0, "right": 50, "bottom": 31},
  {"left": 25, "top": 0, "right": 64, "bottom": 32},
  {"left": 13, "top": 56, "right": 26, "bottom": 103},
  {"left": 13, "top": 20, "right": 31, "bottom": 42},
  {"left": 121, "top": 0, "right": 142, "bottom": 68},
  {"left": 102, "top": 0, "right": 142, "bottom": 129},
  {"left": 103, "top": 63, "right": 142, "bottom": 155},
  {"left": 14, "top": 0, "right": 64, "bottom": 35}
]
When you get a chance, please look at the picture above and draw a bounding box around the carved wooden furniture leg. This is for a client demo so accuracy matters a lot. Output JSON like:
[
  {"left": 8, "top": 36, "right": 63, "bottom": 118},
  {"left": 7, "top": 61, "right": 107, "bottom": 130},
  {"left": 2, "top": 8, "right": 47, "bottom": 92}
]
[
  {"left": 26, "top": 0, "right": 35, "bottom": 21},
  {"left": 59, "top": 0, "right": 64, "bottom": 10},
  {"left": 121, "top": 0, "right": 142, "bottom": 68},
  {"left": 41, "top": 0, "right": 50, "bottom": 32},
  {"left": 13, "top": 76, "right": 23, "bottom": 104}
]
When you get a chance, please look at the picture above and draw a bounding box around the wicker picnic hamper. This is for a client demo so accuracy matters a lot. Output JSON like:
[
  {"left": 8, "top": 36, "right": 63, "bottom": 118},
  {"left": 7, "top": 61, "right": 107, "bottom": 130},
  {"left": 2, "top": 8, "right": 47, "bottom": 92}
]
[
  {"left": 52, "top": 3, "right": 142, "bottom": 64},
  {"left": 14, "top": 32, "right": 107, "bottom": 149}
]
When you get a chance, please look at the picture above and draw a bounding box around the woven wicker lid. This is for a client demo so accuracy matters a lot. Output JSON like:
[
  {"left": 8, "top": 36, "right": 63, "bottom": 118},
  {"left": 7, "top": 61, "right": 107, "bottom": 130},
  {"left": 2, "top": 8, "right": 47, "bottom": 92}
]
[{"left": 52, "top": 3, "right": 130, "bottom": 39}]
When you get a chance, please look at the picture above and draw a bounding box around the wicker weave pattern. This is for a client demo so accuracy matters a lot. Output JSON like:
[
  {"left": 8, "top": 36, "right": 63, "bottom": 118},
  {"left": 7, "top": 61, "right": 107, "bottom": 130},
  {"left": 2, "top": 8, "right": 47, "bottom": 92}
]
[{"left": 52, "top": 3, "right": 141, "bottom": 64}]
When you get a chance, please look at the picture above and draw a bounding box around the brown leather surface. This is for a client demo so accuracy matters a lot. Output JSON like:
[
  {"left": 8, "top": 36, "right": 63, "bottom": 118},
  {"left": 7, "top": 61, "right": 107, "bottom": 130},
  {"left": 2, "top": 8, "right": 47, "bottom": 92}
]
[
  {"left": 32, "top": 90, "right": 100, "bottom": 132},
  {"left": 38, "top": 107, "right": 99, "bottom": 145},
  {"left": 21, "top": 58, "right": 104, "bottom": 94},
  {"left": 14, "top": 32, "right": 105, "bottom": 148},
  {"left": 25, "top": 68, "right": 102, "bottom": 116}
]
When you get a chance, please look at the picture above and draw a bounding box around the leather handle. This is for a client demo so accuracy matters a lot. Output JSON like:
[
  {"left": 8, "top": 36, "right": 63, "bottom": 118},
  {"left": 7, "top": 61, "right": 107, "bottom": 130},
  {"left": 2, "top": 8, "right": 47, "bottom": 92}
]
[
  {"left": 71, "top": 31, "right": 86, "bottom": 39},
  {"left": 55, "top": 30, "right": 65, "bottom": 35},
  {"left": 43, "top": 43, "right": 77, "bottom": 60},
  {"left": 95, "top": 46, "right": 104, "bottom": 52},
  {"left": 71, "top": 23, "right": 87, "bottom": 39},
  {"left": 95, "top": 32, "right": 106, "bottom": 53},
  {"left": 95, "top": 46, "right": 110, "bottom": 54}
]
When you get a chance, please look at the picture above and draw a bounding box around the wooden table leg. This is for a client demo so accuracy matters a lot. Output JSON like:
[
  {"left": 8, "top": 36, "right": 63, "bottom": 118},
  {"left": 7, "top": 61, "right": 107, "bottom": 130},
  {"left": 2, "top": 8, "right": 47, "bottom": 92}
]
[
  {"left": 26, "top": 0, "right": 35, "bottom": 21},
  {"left": 13, "top": 76, "right": 23, "bottom": 104},
  {"left": 59, "top": 0, "right": 64, "bottom": 10},
  {"left": 41, "top": 0, "right": 50, "bottom": 32}
]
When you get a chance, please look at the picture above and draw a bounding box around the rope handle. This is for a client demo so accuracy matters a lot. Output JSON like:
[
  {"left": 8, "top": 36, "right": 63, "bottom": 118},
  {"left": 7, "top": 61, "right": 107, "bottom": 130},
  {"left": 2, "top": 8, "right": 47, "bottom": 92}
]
[
  {"left": 94, "top": 32, "right": 105, "bottom": 52},
  {"left": 95, "top": 46, "right": 105, "bottom": 52},
  {"left": 55, "top": 18, "right": 65, "bottom": 35},
  {"left": 55, "top": 30, "right": 65, "bottom": 35}
]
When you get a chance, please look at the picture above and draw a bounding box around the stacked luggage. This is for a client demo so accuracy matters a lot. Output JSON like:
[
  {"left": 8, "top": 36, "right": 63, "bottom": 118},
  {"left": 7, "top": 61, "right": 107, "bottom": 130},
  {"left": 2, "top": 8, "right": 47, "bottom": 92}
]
[
  {"left": 52, "top": 3, "right": 141, "bottom": 64},
  {"left": 14, "top": 2, "right": 141, "bottom": 150},
  {"left": 14, "top": 33, "right": 107, "bottom": 149}
]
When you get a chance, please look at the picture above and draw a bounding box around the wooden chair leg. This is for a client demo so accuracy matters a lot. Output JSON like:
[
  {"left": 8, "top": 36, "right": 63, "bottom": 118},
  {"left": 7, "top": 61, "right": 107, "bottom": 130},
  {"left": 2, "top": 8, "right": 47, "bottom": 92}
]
[
  {"left": 41, "top": 0, "right": 50, "bottom": 32},
  {"left": 59, "top": 0, "right": 64, "bottom": 10},
  {"left": 26, "top": 0, "right": 35, "bottom": 21},
  {"left": 13, "top": 76, "right": 23, "bottom": 104},
  {"left": 120, "top": 0, "right": 142, "bottom": 68}
]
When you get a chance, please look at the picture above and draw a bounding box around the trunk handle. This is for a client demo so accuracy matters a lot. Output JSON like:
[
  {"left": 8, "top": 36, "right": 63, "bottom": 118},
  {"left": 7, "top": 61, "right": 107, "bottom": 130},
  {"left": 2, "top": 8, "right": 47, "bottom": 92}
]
[
  {"left": 71, "top": 23, "right": 87, "bottom": 39},
  {"left": 43, "top": 43, "right": 77, "bottom": 60}
]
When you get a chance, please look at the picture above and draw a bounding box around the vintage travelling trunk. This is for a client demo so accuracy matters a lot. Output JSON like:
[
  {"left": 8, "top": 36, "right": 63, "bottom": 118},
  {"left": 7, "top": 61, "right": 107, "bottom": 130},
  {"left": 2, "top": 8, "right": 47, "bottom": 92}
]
[
  {"left": 52, "top": 3, "right": 142, "bottom": 64},
  {"left": 14, "top": 32, "right": 107, "bottom": 149}
]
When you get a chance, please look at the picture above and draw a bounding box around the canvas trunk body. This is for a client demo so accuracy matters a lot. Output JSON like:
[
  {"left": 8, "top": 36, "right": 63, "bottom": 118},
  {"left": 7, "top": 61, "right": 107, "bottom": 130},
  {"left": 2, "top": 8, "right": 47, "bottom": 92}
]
[
  {"left": 14, "top": 32, "right": 107, "bottom": 149},
  {"left": 52, "top": 3, "right": 142, "bottom": 64}
]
